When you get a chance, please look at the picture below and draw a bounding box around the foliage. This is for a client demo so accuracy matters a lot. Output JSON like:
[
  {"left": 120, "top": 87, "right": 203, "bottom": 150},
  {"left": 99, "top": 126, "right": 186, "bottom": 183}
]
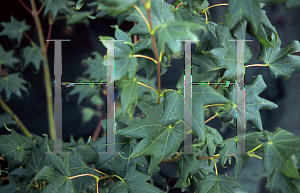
[{"left": 0, "top": 0, "right": 300, "bottom": 192}]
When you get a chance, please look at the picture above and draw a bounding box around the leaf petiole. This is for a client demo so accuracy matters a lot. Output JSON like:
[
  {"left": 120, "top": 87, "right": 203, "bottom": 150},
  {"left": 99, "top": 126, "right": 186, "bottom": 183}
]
[
  {"left": 132, "top": 54, "right": 157, "bottom": 64},
  {"left": 133, "top": 5, "right": 150, "bottom": 31}
]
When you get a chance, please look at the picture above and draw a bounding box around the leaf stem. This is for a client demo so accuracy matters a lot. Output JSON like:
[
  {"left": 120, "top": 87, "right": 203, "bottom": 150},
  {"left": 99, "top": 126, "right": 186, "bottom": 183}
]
[
  {"left": 18, "top": 0, "right": 33, "bottom": 15},
  {"left": 30, "top": 0, "right": 56, "bottom": 140},
  {"left": 136, "top": 81, "right": 157, "bottom": 94},
  {"left": 0, "top": 97, "right": 32, "bottom": 138},
  {"left": 92, "top": 168, "right": 108, "bottom": 176},
  {"left": 46, "top": 13, "right": 53, "bottom": 50},
  {"left": 23, "top": 32, "right": 35, "bottom": 46},
  {"left": 204, "top": 112, "right": 218, "bottom": 124},
  {"left": 204, "top": 11, "right": 208, "bottom": 22},
  {"left": 132, "top": 54, "right": 157, "bottom": 64},
  {"left": 203, "top": 104, "right": 225, "bottom": 108},
  {"left": 175, "top": 2, "right": 183, "bottom": 9},
  {"left": 214, "top": 79, "right": 224, "bottom": 90},
  {"left": 205, "top": 3, "right": 228, "bottom": 11},
  {"left": 144, "top": 3, "right": 161, "bottom": 104},
  {"left": 133, "top": 5, "right": 150, "bottom": 31},
  {"left": 211, "top": 157, "right": 218, "bottom": 175},
  {"left": 245, "top": 64, "right": 269, "bottom": 68}
]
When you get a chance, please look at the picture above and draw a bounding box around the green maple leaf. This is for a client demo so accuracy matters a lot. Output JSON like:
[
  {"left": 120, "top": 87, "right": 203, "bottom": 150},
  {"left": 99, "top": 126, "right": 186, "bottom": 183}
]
[
  {"left": 195, "top": 173, "right": 242, "bottom": 193},
  {"left": 0, "top": 44, "right": 19, "bottom": 69},
  {"left": 0, "top": 129, "right": 31, "bottom": 172},
  {"left": 261, "top": 127, "right": 300, "bottom": 180},
  {"left": 0, "top": 175, "right": 33, "bottom": 193},
  {"left": 0, "top": 114, "right": 17, "bottom": 129},
  {"left": 115, "top": 101, "right": 185, "bottom": 174},
  {"left": 257, "top": 32, "right": 300, "bottom": 80},
  {"left": 246, "top": 8, "right": 278, "bottom": 47},
  {"left": 126, "top": 0, "right": 202, "bottom": 54},
  {"left": 44, "top": 0, "right": 75, "bottom": 19},
  {"left": 195, "top": 21, "right": 220, "bottom": 52},
  {"left": 0, "top": 16, "right": 30, "bottom": 47},
  {"left": 177, "top": 154, "right": 201, "bottom": 185},
  {"left": 22, "top": 135, "right": 50, "bottom": 178},
  {"left": 202, "top": 25, "right": 252, "bottom": 82},
  {"left": 115, "top": 78, "right": 139, "bottom": 113},
  {"left": 59, "top": 153, "right": 101, "bottom": 192},
  {"left": 266, "top": 167, "right": 300, "bottom": 193},
  {"left": 205, "top": 126, "right": 223, "bottom": 156},
  {"left": 219, "top": 132, "right": 263, "bottom": 179},
  {"left": 66, "top": 10, "right": 92, "bottom": 26},
  {"left": 160, "top": 82, "right": 229, "bottom": 140},
  {"left": 225, "top": 0, "right": 261, "bottom": 32},
  {"left": 21, "top": 45, "right": 46, "bottom": 72},
  {"left": 92, "top": 0, "right": 137, "bottom": 17},
  {"left": 82, "top": 51, "right": 107, "bottom": 82},
  {"left": 89, "top": 131, "right": 149, "bottom": 179},
  {"left": 0, "top": 72, "right": 29, "bottom": 100},
  {"left": 218, "top": 75, "right": 278, "bottom": 131},
  {"left": 66, "top": 77, "right": 99, "bottom": 104},
  {"left": 101, "top": 26, "right": 138, "bottom": 81},
  {"left": 108, "top": 163, "right": 164, "bottom": 193},
  {"left": 192, "top": 54, "right": 224, "bottom": 82}
]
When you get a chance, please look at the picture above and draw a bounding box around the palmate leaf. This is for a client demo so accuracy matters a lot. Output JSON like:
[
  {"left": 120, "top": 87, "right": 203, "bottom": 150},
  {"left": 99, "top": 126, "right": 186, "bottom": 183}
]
[
  {"left": 177, "top": 153, "right": 201, "bottom": 186},
  {"left": 218, "top": 75, "right": 278, "bottom": 131},
  {"left": 192, "top": 54, "right": 224, "bottom": 82},
  {"left": 108, "top": 163, "right": 164, "bottom": 193},
  {"left": 92, "top": 0, "right": 137, "bottom": 17},
  {"left": 89, "top": 131, "right": 149, "bottom": 179},
  {"left": 0, "top": 16, "right": 30, "bottom": 47},
  {"left": 0, "top": 113, "right": 16, "bottom": 129},
  {"left": 219, "top": 132, "right": 263, "bottom": 179},
  {"left": 246, "top": 8, "right": 278, "bottom": 48},
  {"left": 0, "top": 44, "right": 19, "bottom": 69},
  {"left": 21, "top": 45, "right": 46, "bottom": 71},
  {"left": 257, "top": 32, "right": 300, "bottom": 80},
  {"left": 60, "top": 152, "right": 101, "bottom": 192},
  {"left": 22, "top": 135, "right": 50, "bottom": 178},
  {"left": 194, "top": 173, "right": 242, "bottom": 193},
  {"left": 115, "top": 78, "right": 138, "bottom": 113},
  {"left": 101, "top": 26, "right": 138, "bottom": 81},
  {"left": 266, "top": 167, "right": 300, "bottom": 193},
  {"left": 115, "top": 101, "right": 185, "bottom": 174},
  {"left": 0, "top": 129, "right": 31, "bottom": 172},
  {"left": 261, "top": 127, "right": 300, "bottom": 180},
  {"left": 66, "top": 10, "right": 92, "bottom": 26},
  {"left": 82, "top": 51, "right": 107, "bottom": 82},
  {"left": 43, "top": 0, "right": 75, "bottom": 19},
  {"left": 0, "top": 72, "right": 29, "bottom": 100},
  {"left": 224, "top": 0, "right": 261, "bottom": 32},
  {"left": 126, "top": 0, "right": 202, "bottom": 54},
  {"left": 34, "top": 145, "right": 83, "bottom": 192},
  {"left": 202, "top": 24, "right": 252, "bottom": 82},
  {"left": 160, "top": 81, "right": 229, "bottom": 140},
  {"left": 66, "top": 77, "right": 100, "bottom": 105}
]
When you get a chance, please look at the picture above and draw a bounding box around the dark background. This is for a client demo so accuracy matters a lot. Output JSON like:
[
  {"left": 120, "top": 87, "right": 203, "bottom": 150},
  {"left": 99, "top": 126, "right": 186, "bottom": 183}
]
[{"left": 0, "top": 0, "right": 300, "bottom": 192}]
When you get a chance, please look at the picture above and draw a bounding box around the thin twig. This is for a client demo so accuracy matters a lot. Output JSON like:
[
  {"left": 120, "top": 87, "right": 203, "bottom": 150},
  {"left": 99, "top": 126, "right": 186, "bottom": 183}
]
[
  {"left": 30, "top": 0, "right": 56, "bottom": 139},
  {"left": 0, "top": 97, "right": 32, "bottom": 138},
  {"left": 175, "top": 2, "right": 183, "bottom": 9},
  {"left": 18, "top": 0, "right": 32, "bottom": 15},
  {"left": 36, "top": 2, "right": 45, "bottom": 15},
  {"left": 133, "top": 5, "right": 150, "bottom": 30},
  {"left": 23, "top": 32, "right": 35, "bottom": 46}
]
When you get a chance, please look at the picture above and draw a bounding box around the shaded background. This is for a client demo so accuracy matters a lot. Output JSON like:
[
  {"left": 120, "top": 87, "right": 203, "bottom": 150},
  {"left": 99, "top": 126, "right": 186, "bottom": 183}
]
[{"left": 0, "top": 0, "right": 300, "bottom": 192}]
